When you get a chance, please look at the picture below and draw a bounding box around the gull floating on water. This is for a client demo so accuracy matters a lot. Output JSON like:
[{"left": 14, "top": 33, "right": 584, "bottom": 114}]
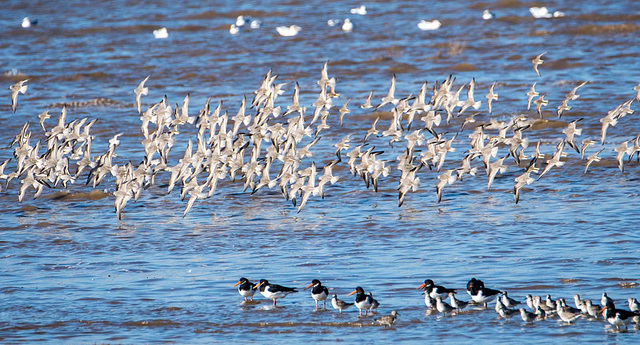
[
  {"left": 235, "top": 15, "right": 248, "bottom": 27},
  {"left": 530, "top": 7, "right": 564, "bottom": 18},
  {"left": 276, "top": 25, "right": 301, "bottom": 37},
  {"left": 417, "top": 20, "right": 441, "bottom": 31},
  {"left": 21, "top": 17, "right": 37, "bottom": 28},
  {"left": 350, "top": 5, "right": 367, "bottom": 15},
  {"left": 342, "top": 18, "right": 353, "bottom": 32},
  {"left": 229, "top": 24, "right": 239, "bottom": 35},
  {"left": 153, "top": 27, "right": 169, "bottom": 39},
  {"left": 250, "top": 19, "right": 261, "bottom": 29},
  {"left": 482, "top": 10, "right": 495, "bottom": 20},
  {"left": 327, "top": 19, "right": 340, "bottom": 27}
]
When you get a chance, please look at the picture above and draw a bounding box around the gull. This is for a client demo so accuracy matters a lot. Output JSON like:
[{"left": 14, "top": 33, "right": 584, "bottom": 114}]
[
  {"left": 486, "top": 82, "right": 498, "bottom": 114},
  {"left": 9, "top": 79, "right": 29, "bottom": 113},
  {"left": 562, "top": 118, "right": 583, "bottom": 153},
  {"left": 583, "top": 148, "right": 604, "bottom": 175},
  {"left": 482, "top": 9, "right": 495, "bottom": 20},
  {"left": 22, "top": 17, "right": 38, "bottom": 28},
  {"left": 377, "top": 74, "right": 399, "bottom": 109},
  {"left": 153, "top": 27, "right": 169, "bottom": 39},
  {"left": 529, "top": 7, "right": 552, "bottom": 19},
  {"left": 532, "top": 52, "right": 546, "bottom": 77},
  {"left": 374, "top": 311, "right": 398, "bottom": 327},
  {"left": 276, "top": 25, "right": 301, "bottom": 37},
  {"left": 418, "top": 20, "right": 441, "bottom": 31},
  {"left": 526, "top": 82, "right": 539, "bottom": 110},
  {"left": 229, "top": 24, "right": 239, "bottom": 35},
  {"left": 134, "top": 75, "right": 150, "bottom": 114},
  {"left": 250, "top": 19, "right": 261, "bottom": 29},
  {"left": 350, "top": 5, "right": 367, "bottom": 15},
  {"left": 534, "top": 94, "right": 549, "bottom": 118},
  {"left": 342, "top": 18, "right": 353, "bottom": 32},
  {"left": 339, "top": 99, "right": 351, "bottom": 126}
]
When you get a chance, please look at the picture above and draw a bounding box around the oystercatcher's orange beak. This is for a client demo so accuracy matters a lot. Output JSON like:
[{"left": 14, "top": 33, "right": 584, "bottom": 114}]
[
  {"left": 254, "top": 282, "right": 263, "bottom": 289},
  {"left": 599, "top": 306, "right": 607, "bottom": 315},
  {"left": 233, "top": 281, "right": 242, "bottom": 287},
  {"left": 347, "top": 290, "right": 357, "bottom": 296},
  {"left": 305, "top": 283, "right": 314, "bottom": 290},
  {"left": 417, "top": 283, "right": 426, "bottom": 290}
]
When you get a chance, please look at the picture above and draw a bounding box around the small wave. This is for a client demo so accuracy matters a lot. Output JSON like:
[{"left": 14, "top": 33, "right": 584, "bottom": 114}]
[{"left": 564, "top": 23, "right": 640, "bottom": 35}]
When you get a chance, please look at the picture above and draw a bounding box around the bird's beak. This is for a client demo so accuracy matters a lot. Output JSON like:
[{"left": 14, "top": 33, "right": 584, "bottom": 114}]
[
  {"left": 305, "top": 283, "right": 314, "bottom": 290},
  {"left": 233, "top": 281, "right": 242, "bottom": 287},
  {"left": 254, "top": 282, "right": 263, "bottom": 289},
  {"left": 599, "top": 306, "right": 607, "bottom": 315},
  {"left": 347, "top": 290, "right": 357, "bottom": 296},
  {"left": 417, "top": 283, "right": 426, "bottom": 290}
]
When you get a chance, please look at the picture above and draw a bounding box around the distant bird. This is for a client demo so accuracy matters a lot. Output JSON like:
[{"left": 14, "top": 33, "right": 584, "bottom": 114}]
[
  {"left": 153, "top": 27, "right": 169, "bottom": 39},
  {"left": 233, "top": 277, "right": 256, "bottom": 302},
  {"left": 21, "top": 17, "right": 37, "bottom": 28},
  {"left": 9, "top": 79, "right": 29, "bottom": 113},
  {"left": 305, "top": 279, "right": 329, "bottom": 309},
  {"left": 482, "top": 10, "right": 495, "bottom": 20},
  {"left": 360, "top": 91, "right": 374, "bottom": 109},
  {"left": 331, "top": 294, "right": 354, "bottom": 313},
  {"left": 350, "top": 5, "right": 367, "bottom": 15},
  {"left": 529, "top": 7, "right": 552, "bottom": 19},
  {"left": 374, "top": 310, "right": 398, "bottom": 327},
  {"left": 229, "top": 24, "right": 240, "bottom": 35},
  {"left": 418, "top": 20, "right": 442, "bottom": 31},
  {"left": 276, "top": 25, "right": 301, "bottom": 37},
  {"left": 532, "top": 52, "right": 546, "bottom": 77},
  {"left": 255, "top": 279, "right": 298, "bottom": 307},
  {"left": 534, "top": 94, "right": 549, "bottom": 118},
  {"left": 134, "top": 75, "right": 150, "bottom": 114},
  {"left": 342, "top": 18, "right": 353, "bottom": 32},
  {"left": 250, "top": 19, "right": 261, "bottom": 29}
]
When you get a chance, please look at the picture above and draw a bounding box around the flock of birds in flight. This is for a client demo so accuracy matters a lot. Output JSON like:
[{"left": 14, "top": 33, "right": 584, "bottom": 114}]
[
  {"left": 234, "top": 277, "right": 640, "bottom": 330},
  {"left": 4, "top": 47, "right": 640, "bottom": 218}
]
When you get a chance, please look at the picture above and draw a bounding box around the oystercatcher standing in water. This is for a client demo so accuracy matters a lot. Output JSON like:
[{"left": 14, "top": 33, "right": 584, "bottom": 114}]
[
  {"left": 233, "top": 277, "right": 256, "bottom": 302},
  {"left": 305, "top": 279, "right": 329, "bottom": 309},
  {"left": 254, "top": 279, "right": 298, "bottom": 307}
]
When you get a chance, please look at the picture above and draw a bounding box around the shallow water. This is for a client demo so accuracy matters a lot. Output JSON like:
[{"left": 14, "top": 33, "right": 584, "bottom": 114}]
[{"left": 1, "top": 0, "right": 640, "bottom": 343}]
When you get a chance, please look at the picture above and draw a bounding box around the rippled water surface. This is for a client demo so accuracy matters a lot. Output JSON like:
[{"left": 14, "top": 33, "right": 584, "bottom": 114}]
[{"left": 2, "top": 0, "right": 640, "bottom": 343}]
